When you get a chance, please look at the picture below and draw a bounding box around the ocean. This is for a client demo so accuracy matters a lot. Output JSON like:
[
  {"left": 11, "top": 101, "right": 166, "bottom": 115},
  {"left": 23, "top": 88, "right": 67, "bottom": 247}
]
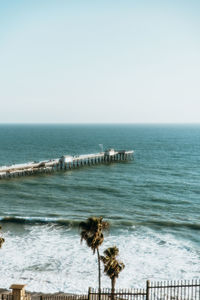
[{"left": 0, "top": 124, "right": 199, "bottom": 293}]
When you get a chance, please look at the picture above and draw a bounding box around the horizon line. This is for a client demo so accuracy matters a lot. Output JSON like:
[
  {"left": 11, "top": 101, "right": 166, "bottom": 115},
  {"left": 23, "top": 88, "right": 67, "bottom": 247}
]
[{"left": 0, "top": 122, "right": 199, "bottom": 125}]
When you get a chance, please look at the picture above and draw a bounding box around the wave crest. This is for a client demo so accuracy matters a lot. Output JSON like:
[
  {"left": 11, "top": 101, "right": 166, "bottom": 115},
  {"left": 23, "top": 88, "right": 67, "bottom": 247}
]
[{"left": 0, "top": 216, "right": 199, "bottom": 231}]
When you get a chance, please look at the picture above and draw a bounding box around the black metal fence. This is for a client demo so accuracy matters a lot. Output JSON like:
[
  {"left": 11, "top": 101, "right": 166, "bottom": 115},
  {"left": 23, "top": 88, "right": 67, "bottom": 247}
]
[
  {"left": 147, "top": 280, "right": 200, "bottom": 300},
  {"left": 1, "top": 279, "right": 200, "bottom": 300},
  {"left": 88, "top": 288, "right": 146, "bottom": 300},
  {"left": 88, "top": 279, "right": 200, "bottom": 300}
]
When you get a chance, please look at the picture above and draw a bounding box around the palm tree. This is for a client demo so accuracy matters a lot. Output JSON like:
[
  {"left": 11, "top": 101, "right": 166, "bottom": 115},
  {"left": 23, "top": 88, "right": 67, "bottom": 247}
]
[
  {"left": 79, "top": 217, "right": 109, "bottom": 294},
  {"left": 0, "top": 226, "right": 5, "bottom": 248},
  {"left": 101, "top": 246, "right": 125, "bottom": 300}
]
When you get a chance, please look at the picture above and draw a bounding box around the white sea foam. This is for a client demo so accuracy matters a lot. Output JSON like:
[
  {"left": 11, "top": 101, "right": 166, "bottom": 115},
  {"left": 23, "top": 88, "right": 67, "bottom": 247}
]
[{"left": 0, "top": 225, "right": 199, "bottom": 293}]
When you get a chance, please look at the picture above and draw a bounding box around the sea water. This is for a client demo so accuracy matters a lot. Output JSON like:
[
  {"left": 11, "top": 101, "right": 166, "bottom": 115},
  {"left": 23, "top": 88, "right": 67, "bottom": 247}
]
[{"left": 0, "top": 124, "right": 199, "bottom": 293}]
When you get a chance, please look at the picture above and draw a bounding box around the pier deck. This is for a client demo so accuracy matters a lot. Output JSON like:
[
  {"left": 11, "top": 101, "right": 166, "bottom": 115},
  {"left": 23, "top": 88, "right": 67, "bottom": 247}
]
[{"left": 0, "top": 149, "right": 134, "bottom": 179}]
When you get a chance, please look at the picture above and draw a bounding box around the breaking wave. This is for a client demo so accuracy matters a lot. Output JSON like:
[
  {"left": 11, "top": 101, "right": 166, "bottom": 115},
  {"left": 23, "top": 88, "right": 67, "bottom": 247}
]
[
  {"left": 0, "top": 224, "right": 199, "bottom": 293},
  {"left": 0, "top": 216, "right": 199, "bottom": 231}
]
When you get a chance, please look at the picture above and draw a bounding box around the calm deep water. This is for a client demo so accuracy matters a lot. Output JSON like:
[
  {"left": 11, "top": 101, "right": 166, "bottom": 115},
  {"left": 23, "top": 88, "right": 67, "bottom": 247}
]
[{"left": 0, "top": 124, "right": 199, "bottom": 293}]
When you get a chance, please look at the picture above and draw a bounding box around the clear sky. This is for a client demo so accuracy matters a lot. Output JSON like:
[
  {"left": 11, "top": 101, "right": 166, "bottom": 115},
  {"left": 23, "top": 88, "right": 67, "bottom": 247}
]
[{"left": 0, "top": 0, "right": 200, "bottom": 123}]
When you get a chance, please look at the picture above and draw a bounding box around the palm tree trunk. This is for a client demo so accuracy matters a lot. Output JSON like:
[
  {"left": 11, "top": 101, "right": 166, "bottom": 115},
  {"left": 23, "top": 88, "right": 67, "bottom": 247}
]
[
  {"left": 111, "top": 277, "right": 116, "bottom": 300},
  {"left": 111, "top": 276, "right": 116, "bottom": 300},
  {"left": 97, "top": 248, "right": 101, "bottom": 300}
]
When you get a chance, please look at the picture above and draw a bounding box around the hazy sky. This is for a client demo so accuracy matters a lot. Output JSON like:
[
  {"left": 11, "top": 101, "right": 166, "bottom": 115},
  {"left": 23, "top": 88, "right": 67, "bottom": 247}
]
[{"left": 0, "top": 0, "right": 200, "bottom": 123}]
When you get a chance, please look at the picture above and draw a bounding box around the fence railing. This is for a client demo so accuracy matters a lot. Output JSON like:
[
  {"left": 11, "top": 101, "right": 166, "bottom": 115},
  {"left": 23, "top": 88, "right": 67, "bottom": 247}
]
[
  {"left": 1, "top": 295, "right": 13, "bottom": 300},
  {"left": 31, "top": 295, "right": 88, "bottom": 300},
  {"left": 89, "top": 287, "right": 146, "bottom": 300},
  {"left": 1, "top": 279, "right": 200, "bottom": 300},
  {"left": 42, "top": 295, "right": 87, "bottom": 300},
  {"left": 89, "top": 279, "right": 200, "bottom": 300},
  {"left": 147, "top": 279, "right": 200, "bottom": 300}
]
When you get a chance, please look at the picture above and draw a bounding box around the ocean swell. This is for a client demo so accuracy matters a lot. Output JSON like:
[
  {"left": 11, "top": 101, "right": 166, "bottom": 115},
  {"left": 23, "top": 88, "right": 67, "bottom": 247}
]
[{"left": 0, "top": 216, "right": 200, "bottom": 231}]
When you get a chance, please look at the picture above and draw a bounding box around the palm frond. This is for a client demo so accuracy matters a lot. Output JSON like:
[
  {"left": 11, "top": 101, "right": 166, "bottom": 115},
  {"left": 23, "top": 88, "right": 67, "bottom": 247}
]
[
  {"left": 104, "top": 246, "right": 119, "bottom": 258},
  {"left": 79, "top": 216, "right": 109, "bottom": 253},
  {"left": 101, "top": 246, "right": 125, "bottom": 280},
  {"left": 0, "top": 237, "right": 4, "bottom": 248},
  {"left": 0, "top": 226, "right": 4, "bottom": 248}
]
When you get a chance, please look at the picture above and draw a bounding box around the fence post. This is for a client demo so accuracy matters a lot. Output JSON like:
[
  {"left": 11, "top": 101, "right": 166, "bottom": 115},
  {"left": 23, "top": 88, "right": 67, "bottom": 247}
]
[
  {"left": 88, "top": 287, "right": 91, "bottom": 300},
  {"left": 10, "top": 285, "right": 26, "bottom": 300},
  {"left": 146, "top": 280, "right": 150, "bottom": 300}
]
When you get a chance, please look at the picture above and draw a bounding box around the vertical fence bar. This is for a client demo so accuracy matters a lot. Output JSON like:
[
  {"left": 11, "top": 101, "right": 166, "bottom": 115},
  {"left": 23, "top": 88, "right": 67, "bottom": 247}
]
[
  {"left": 146, "top": 280, "right": 150, "bottom": 300},
  {"left": 88, "top": 288, "right": 91, "bottom": 300}
]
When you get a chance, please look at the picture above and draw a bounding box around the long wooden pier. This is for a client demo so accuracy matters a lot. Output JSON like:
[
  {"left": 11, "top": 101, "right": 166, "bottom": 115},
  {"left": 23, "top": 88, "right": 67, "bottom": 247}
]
[{"left": 0, "top": 149, "right": 134, "bottom": 179}]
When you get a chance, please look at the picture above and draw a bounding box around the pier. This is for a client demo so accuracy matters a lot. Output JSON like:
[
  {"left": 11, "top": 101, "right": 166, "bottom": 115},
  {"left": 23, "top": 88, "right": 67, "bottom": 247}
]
[{"left": 0, "top": 149, "right": 134, "bottom": 179}]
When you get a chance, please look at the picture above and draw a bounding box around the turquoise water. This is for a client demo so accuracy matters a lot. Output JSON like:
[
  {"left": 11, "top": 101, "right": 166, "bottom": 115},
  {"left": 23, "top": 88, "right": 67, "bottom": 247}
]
[{"left": 0, "top": 124, "right": 199, "bottom": 293}]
